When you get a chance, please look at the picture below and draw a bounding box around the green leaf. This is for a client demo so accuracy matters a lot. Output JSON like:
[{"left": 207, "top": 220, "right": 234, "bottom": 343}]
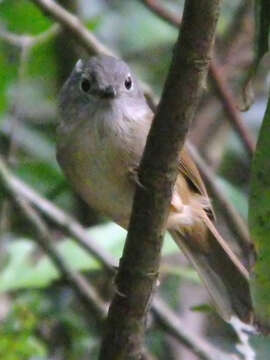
[
  {"left": 0, "top": 223, "right": 182, "bottom": 292},
  {"left": 245, "top": 0, "right": 270, "bottom": 83},
  {"left": 255, "top": 0, "right": 270, "bottom": 69},
  {"left": 0, "top": 223, "right": 126, "bottom": 292},
  {"left": 249, "top": 90, "right": 270, "bottom": 330},
  {"left": 0, "top": 45, "right": 18, "bottom": 114},
  {"left": 190, "top": 303, "right": 214, "bottom": 314},
  {"left": 1, "top": 119, "right": 57, "bottom": 166},
  {"left": 160, "top": 264, "right": 199, "bottom": 283},
  {"left": 0, "top": 0, "right": 52, "bottom": 35},
  {"left": 241, "top": 0, "right": 270, "bottom": 109},
  {"left": 216, "top": 177, "right": 248, "bottom": 219}
]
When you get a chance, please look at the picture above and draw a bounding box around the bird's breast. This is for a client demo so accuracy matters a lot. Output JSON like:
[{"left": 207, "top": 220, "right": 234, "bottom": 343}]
[{"left": 57, "top": 114, "right": 139, "bottom": 227}]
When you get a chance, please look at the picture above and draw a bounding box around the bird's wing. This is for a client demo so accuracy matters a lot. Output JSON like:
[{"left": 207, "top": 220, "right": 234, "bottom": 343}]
[{"left": 178, "top": 146, "right": 215, "bottom": 219}]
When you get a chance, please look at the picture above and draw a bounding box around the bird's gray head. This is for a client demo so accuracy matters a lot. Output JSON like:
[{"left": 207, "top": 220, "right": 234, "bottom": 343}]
[{"left": 59, "top": 55, "right": 147, "bottom": 125}]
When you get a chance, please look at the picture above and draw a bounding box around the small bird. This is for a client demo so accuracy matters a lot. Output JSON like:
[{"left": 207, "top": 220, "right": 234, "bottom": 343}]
[{"left": 57, "top": 55, "right": 253, "bottom": 323}]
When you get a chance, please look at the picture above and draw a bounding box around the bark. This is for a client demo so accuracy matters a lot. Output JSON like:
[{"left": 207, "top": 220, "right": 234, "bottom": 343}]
[{"left": 98, "top": 1, "right": 221, "bottom": 359}]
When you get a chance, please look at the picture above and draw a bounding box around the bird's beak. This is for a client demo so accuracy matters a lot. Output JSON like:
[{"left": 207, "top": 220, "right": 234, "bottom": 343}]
[{"left": 96, "top": 85, "right": 117, "bottom": 99}]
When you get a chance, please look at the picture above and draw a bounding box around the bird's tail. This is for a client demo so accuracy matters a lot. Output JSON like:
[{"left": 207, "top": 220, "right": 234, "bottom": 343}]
[{"left": 170, "top": 214, "right": 253, "bottom": 323}]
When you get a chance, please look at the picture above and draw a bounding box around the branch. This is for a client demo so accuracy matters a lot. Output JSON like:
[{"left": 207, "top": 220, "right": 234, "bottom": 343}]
[
  {"left": 152, "top": 298, "right": 231, "bottom": 360},
  {"left": 0, "top": 156, "right": 160, "bottom": 360},
  {"left": 1, "top": 25, "right": 61, "bottom": 163},
  {"left": 140, "top": 0, "right": 256, "bottom": 156},
  {"left": 2, "top": 3, "right": 252, "bottom": 265},
  {"left": 0, "top": 23, "right": 62, "bottom": 231},
  {"left": 187, "top": 143, "right": 255, "bottom": 268},
  {"left": 0, "top": 156, "right": 232, "bottom": 360},
  {"left": 140, "top": 0, "right": 181, "bottom": 26},
  {"left": 98, "top": 1, "right": 221, "bottom": 359},
  {"left": 31, "top": 0, "right": 112, "bottom": 55},
  {"left": 0, "top": 163, "right": 107, "bottom": 320},
  {"left": 29, "top": 0, "right": 157, "bottom": 110},
  {"left": 209, "top": 62, "right": 255, "bottom": 156},
  {"left": 0, "top": 24, "right": 60, "bottom": 49},
  {"left": 0, "top": 156, "right": 116, "bottom": 272}
]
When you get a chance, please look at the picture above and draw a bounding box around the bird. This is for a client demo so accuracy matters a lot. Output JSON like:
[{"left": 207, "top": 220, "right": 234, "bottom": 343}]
[{"left": 56, "top": 54, "right": 253, "bottom": 323}]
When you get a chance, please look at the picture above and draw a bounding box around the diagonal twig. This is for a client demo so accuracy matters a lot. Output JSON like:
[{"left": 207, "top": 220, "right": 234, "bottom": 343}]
[
  {"left": 140, "top": 0, "right": 256, "bottom": 156},
  {"left": 187, "top": 142, "right": 255, "bottom": 268},
  {"left": 0, "top": 168, "right": 107, "bottom": 320},
  {"left": 2, "top": 1, "right": 253, "bottom": 263},
  {"left": 0, "top": 155, "right": 116, "bottom": 272},
  {"left": 0, "top": 156, "right": 234, "bottom": 360},
  {"left": 29, "top": 0, "right": 157, "bottom": 109}
]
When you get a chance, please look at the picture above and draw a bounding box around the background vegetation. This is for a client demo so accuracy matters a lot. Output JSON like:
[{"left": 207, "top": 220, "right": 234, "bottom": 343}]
[{"left": 0, "top": 0, "right": 269, "bottom": 359}]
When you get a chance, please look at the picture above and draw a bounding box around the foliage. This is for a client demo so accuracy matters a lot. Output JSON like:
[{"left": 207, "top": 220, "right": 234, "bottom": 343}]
[
  {"left": 248, "top": 0, "right": 270, "bottom": 332},
  {"left": 254, "top": 0, "right": 270, "bottom": 72},
  {"left": 249, "top": 93, "right": 270, "bottom": 330},
  {"left": 0, "top": 223, "right": 183, "bottom": 293},
  {"left": 0, "top": 0, "right": 269, "bottom": 359},
  {"left": 0, "top": 295, "right": 47, "bottom": 360}
]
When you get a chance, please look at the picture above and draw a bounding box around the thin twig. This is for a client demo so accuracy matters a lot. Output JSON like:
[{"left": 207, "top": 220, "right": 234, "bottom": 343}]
[
  {"left": 0, "top": 24, "right": 60, "bottom": 49},
  {"left": 0, "top": 155, "right": 115, "bottom": 272},
  {"left": 0, "top": 156, "right": 230, "bottom": 360},
  {"left": 0, "top": 2, "right": 247, "bottom": 358},
  {"left": 29, "top": 0, "right": 157, "bottom": 109},
  {"left": 209, "top": 61, "right": 255, "bottom": 156},
  {"left": 187, "top": 143, "right": 255, "bottom": 269},
  {"left": 17, "top": 200, "right": 156, "bottom": 360},
  {"left": 32, "top": 0, "right": 112, "bottom": 56},
  {"left": 0, "top": 170, "right": 107, "bottom": 320},
  {"left": 152, "top": 297, "right": 233, "bottom": 360},
  {"left": 0, "top": 24, "right": 61, "bottom": 162},
  {"left": 1, "top": 22, "right": 252, "bottom": 261},
  {"left": 140, "top": 0, "right": 182, "bottom": 26},
  {"left": 0, "top": 24, "right": 61, "bottom": 231},
  {"left": 140, "top": 0, "right": 256, "bottom": 156},
  {"left": 0, "top": 156, "right": 158, "bottom": 359}
]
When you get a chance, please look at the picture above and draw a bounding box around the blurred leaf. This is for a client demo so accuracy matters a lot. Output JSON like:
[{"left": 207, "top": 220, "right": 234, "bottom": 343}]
[
  {"left": 0, "top": 0, "right": 52, "bottom": 34},
  {"left": 162, "top": 232, "right": 178, "bottom": 255},
  {"left": 241, "top": 0, "right": 270, "bottom": 109},
  {"left": 0, "top": 299, "right": 47, "bottom": 360},
  {"left": 1, "top": 118, "right": 57, "bottom": 165},
  {"left": 0, "top": 223, "right": 182, "bottom": 292},
  {"left": 190, "top": 303, "right": 214, "bottom": 313},
  {"left": 0, "top": 223, "right": 124, "bottom": 292},
  {"left": 16, "top": 161, "right": 65, "bottom": 199},
  {"left": 160, "top": 264, "right": 200, "bottom": 283},
  {"left": 85, "top": 15, "right": 103, "bottom": 31},
  {"left": 250, "top": 334, "right": 270, "bottom": 360},
  {"left": 254, "top": 0, "right": 270, "bottom": 70},
  {"left": 117, "top": 2, "right": 176, "bottom": 52},
  {"left": 244, "top": 0, "right": 270, "bottom": 88},
  {"left": 217, "top": 177, "right": 248, "bottom": 219},
  {"left": 0, "top": 44, "right": 18, "bottom": 114},
  {"left": 249, "top": 90, "right": 270, "bottom": 330},
  {"left": 28, "top": 40, "right": 58, "bottom": 81}
]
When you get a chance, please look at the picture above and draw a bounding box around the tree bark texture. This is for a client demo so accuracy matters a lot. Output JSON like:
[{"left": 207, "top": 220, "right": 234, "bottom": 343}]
[{"left": 98, "top": 1, "right": 221, "bottom": 359}]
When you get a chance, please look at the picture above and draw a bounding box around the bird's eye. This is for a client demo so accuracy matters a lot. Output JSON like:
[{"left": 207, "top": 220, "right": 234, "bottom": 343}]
[
  {"left": 80, "top": 78, "right": 91, "bottom": 93},
  {"left": 124, "top": 76, "right": 132, "bottom": 90}
]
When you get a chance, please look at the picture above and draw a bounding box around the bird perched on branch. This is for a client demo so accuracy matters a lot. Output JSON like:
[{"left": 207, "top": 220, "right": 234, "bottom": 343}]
[{"left": 57, "top": 55, "right": 253, "bottom": 323}]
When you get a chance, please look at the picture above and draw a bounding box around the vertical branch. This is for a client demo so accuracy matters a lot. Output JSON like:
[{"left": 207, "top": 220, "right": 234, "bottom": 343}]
[{"left": 98, "top": 1, "right": 221, "bottom": 359}]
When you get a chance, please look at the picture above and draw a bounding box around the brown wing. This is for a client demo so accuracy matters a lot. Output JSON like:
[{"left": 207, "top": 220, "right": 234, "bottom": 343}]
[{"left": 179, "top": 146, "right": 215, "bottom": 219}]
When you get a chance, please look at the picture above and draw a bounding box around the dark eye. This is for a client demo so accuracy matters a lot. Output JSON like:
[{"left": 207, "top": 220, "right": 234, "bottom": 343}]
[
  {"left": 124, "top": 76, "right": 132, "bottom": 90},
  {"left": 80, "top": 78, "right": 91, "bottom": 93}
]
